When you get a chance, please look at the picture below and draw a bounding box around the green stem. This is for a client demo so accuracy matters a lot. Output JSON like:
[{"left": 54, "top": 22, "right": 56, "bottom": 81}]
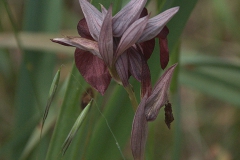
[
  {"left": 109, "top": 67, "right": 139, "bottom": 111},
  {"left": 124, "top": 84, "right": 138, "bottom": 112},
  {"left": 2, "top": 0, "right": 23, "bottom": 54}
]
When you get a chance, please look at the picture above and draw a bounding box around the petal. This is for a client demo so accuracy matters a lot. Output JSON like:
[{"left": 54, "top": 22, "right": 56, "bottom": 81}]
[
  {"left": 140, "top": 55, "right": 152, "bottom": 99},
  {"left": 157, "top": 25, "right": 169, "bottom": 39},
  {"left": 98, "top": 6, "right": 114, "bottom": 67},
  {"left": 159, "top": 37, "right": 169, "bottom": 69},
  {"left": 140, "top": 38, "right": 155, "bottom": 60},
  {"left": 113, "top": 0, "right": 147, "bottom": 37},
  {"left": 131, "top": 94, "right": 148, "bottom": 160},
  {"left": 128, "top": 47, "right": 142, "bottom": 82},
  {"left": 116, "top": 15, "right": 149, "bottom": 58},
  {"left": 77, "top": 18, "right": 93, "bottom": 40},
  {"left": 145, "top": 64, "right": 177, "bottom": 121},
  {"left": 157, "top": 26, "right": 169, "bottom": 69},
  {"left": 137, "top": 7, "right": 179, "bottom": 43},
  {"left": 51, "top": 37, "right": 101, "bottom": 59},
  {"left": 75, "top": 48, "right": 111, "bottom": 95},
  {"left": 79, "top": 0, "right": 103, "bottom": 41},
  {"left": 115, "top": 53, "right": 129, "bottom": 87}
]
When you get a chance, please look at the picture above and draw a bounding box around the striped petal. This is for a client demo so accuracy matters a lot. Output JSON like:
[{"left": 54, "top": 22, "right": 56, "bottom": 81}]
[
  {"left": 79, "top": 0, "right": 103, "bottom": 41},
  {"left": 113, "top": 0, "right": 147, "bottom": 37},
  {"left": 116, "top": 15, "right": 149, "bottom": 58},
  {"left": 137, "top": 7, "right": 179, "bottom": 43},
  {"left": 115, "top": 53, "right": 129, "bottom": 87},
  {"left": 98, "top": 6, "right": 113, "bottom": 67},
  {"left": 51, "top": 37, "right": 101, "bottom": 59},
  {"left": 145, "top": 64, "right": 177, "bottom": 121}
]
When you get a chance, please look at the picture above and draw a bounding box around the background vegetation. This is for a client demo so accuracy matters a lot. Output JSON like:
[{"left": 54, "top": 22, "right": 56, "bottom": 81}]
[{"left": 0, "top": 0, "right": 239, "bottom": 159}]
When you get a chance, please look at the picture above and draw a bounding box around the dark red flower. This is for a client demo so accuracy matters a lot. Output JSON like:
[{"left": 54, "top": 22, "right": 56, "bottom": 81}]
[{"left": 51, "top": 0, "right": 179, "bottom": 95}]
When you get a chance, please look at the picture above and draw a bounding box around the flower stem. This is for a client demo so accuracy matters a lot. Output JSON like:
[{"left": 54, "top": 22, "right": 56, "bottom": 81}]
[
  {"left": 124, "top": 84, "right": 138, "bottom": 112},
  {"left": 108, "top": 67, "right": 138, "bottom": 111}
]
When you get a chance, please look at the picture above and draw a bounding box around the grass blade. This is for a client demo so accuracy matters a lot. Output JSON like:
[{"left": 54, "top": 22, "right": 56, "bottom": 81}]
[
  {"left": 41, "top": 68, "right": 61, "bottom": 138},
  {"left": 61, "top": 99, "right": 93, "bottom": 156}
]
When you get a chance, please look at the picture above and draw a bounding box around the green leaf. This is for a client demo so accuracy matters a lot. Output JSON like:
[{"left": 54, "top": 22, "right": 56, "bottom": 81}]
[
  {"left": 180, "top": 54, "right": 240, "bottom": 106},
  {"left": 11, "top": 0, "right": 63, "bottom": 159},
  {"left": 45, "top": 64, "right": 88, "bottom": 160}
]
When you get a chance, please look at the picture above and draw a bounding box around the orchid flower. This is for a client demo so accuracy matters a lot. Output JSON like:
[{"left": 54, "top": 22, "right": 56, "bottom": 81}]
[{"left": 51, "top": 0, "right": 179, "bottom": 95}]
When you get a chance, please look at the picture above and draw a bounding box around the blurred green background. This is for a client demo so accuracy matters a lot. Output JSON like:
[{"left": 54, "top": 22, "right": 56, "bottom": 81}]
[{"left": 0, "top": 0, "right": 240, "bottom": 159}]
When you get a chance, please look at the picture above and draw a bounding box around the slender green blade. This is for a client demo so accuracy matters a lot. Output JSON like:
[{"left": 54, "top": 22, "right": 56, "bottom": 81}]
[
  {"left": 41, "top": 68, "right": 61, "bottom": 138},
  {"left": 180, "top": 54, "right": 240, "bottom": 106},
  {"left": 46, "top": 63, "right": 88, "bottom": 160},
  {"left": 61, "top": 99, "right": 93, "bottom": 155}
]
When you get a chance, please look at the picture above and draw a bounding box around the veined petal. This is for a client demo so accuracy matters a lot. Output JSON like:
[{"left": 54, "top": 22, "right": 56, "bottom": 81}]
[
  {"left": 115, "top": 53, "right": 129, "bottom": 87},
  {"left": 128, "top": 47, "right": 142, "bottom": 82},
  {"left": 116, "top": 15, "right": 149, "bottom": 58},
  {"left": 145, "top": 64, "right": 177, "bottom": 121},
  {"left": 131, "top": 94, "right": 148, "bottom": 160},
  {"left": 75, "top": 48, "right": 111, "bottom": 95},
  {"left": 113, "top": 0, "right": 147, "bottom": 37},
  {"left": 140, "top": 55, "right": 152, "bottom": 99},
  {"left": 51, "top": 37, "right": 102, "bottom": 59},
  {"left": 77, "top": 18, "right": 93, "bottom": 39},
  {"left": 79, "top": 0, "right": 103, "bottom": 41},
  {"left": 98, "top": 6, "right": 113, "bottom": 67},
  {"left": 137, "top": 7, "right": 179, "bottom": 43}
]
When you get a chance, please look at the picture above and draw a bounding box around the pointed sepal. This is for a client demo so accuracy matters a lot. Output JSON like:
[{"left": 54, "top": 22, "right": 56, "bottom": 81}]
[
  {"left": 113, "top": 0, "right": 147, "bottom": 37},
  {"left": 75, "top": 48, "right": 111, "bottom": 95},
  {"left": 79, "top": 0, "right": 103, "bottom": 41},
  {"left": 145, "top": 64, "right": 177, "bottom": 121},
  {"left": 137, "top": 7, "right": 179, "bottom": 43},
  {"left": 98, "top": 6, "right": 114, "bottom": 67}
]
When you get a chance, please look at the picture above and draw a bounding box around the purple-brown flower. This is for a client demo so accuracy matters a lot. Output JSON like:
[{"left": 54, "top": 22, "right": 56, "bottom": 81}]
[{"left": 51, "top": 0, "right": 179, "bottom": 95}]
